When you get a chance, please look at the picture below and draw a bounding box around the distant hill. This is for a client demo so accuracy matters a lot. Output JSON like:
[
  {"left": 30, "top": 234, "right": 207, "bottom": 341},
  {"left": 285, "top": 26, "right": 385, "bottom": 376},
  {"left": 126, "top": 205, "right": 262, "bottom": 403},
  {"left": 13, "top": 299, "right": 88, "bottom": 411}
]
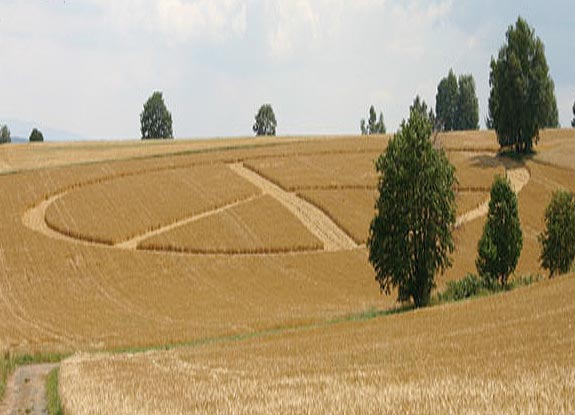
[{"left": 1, "top": 119, "right": 88, "bottom": 142}]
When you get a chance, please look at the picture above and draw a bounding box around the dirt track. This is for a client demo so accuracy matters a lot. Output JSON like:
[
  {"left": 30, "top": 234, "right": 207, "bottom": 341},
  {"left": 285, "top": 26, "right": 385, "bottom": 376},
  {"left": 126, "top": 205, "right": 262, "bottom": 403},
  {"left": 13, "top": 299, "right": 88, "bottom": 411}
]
[{"left": 0, "top": 363, "right": 58, "bottom": 415}]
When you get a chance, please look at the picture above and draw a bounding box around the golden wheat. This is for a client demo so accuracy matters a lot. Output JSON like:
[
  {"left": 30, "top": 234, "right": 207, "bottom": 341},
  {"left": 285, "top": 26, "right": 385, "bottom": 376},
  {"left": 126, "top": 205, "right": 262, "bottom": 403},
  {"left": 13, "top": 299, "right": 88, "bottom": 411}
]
[{"left": 59, "top": 274, "right": 575, "bottom": 415}]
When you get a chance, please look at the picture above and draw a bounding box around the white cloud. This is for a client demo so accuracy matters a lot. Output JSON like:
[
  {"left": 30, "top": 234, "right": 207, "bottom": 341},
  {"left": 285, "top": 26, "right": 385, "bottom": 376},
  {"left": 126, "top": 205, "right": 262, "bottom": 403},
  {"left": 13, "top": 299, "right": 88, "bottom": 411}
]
[{"left": 99, "top": 0, "right": 248, "bottom": 44}]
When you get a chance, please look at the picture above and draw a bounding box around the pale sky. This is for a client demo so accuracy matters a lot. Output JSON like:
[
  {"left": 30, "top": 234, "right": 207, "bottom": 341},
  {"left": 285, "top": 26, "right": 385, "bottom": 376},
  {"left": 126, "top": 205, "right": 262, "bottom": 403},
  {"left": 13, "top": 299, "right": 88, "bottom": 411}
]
[{"left": 0, "top": 0, "right": 573, "bottom": 140}]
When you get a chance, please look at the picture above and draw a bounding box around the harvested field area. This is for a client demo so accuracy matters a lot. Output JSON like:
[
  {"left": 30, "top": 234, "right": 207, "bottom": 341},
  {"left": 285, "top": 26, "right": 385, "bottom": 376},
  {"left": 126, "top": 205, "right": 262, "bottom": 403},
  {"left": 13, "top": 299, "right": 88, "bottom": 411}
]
[
  {"left": 44, "top": 164, "right": 260, "bottom": 245},
  {"left": 297, "top": 189, "right": 377, "bottom": 244},
  {"left": 1, "top": 131, "right": 574, "bottom": 413},
  {"left": 448, "top": 151, "right": 506, "bottom": 190},
  {"left": 243, "top": 152, "right": 382, "bottom": 191},
  {"left": 59, "top": 274, "right": 575, "bottom": 415},
  {"left": 139, "top": 195, "right": 323, "bottom": 254}
]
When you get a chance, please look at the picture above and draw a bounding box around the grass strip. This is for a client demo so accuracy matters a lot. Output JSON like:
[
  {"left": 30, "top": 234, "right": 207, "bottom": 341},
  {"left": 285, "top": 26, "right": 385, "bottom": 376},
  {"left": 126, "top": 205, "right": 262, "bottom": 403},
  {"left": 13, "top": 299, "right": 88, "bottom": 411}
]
[{"left": 46, "top": 367, "right": 63, "bottom": 415}]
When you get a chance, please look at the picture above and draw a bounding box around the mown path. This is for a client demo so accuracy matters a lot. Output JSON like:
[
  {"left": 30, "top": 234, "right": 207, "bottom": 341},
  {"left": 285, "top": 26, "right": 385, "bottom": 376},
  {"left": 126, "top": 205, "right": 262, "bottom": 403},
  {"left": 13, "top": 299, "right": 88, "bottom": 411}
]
[
  {"left": 455, "top": 166, "right": 530, "bottom": 227},
  {"left": 0, "top": 363, "right": 58, "bottom": 415}
]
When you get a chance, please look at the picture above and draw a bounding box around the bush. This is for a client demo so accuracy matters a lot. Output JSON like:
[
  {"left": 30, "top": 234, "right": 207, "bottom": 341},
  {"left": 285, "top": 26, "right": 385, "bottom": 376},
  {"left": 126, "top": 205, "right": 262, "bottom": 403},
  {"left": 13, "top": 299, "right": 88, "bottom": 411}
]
[
  {"left": 539, "top": 190, "right": 575, "bottom": 277},
  {"left": 437, "top": 274, "right": 484, "bottom": 302}
]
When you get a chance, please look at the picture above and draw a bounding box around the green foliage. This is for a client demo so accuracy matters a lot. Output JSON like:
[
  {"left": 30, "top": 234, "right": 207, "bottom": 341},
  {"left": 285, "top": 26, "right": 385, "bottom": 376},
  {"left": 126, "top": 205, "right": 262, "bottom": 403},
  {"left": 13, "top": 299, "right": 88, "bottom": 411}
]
[
  {"left": 488, "top": 17, "right": 558, "bottom": 153},
  {"left": 435, "top": 70, "right": 479, "bottom": 131},
  {"left": 435, "top": 69, "right": 458, "bottom": 131},
  {"left": 539, "top": 190, "right": 575, "bottom": 277},
  {"left": 455, "top": 75, "right": 479, "bottom": 130},
  {"left": 253, "top": 104, "right": 277, "bottom": 136},
  {"left": 436, "top": 273, "right": 542, "bottom": 303},
  {"left": 0, "top": 125, "right": 11, "bottom": 144},
  {"left": 29, "top": 128, "right": 44, "bottom": 142},
  {"left": 360, "top": 105, "right": 386, "bottom": 135},
  {"left": 437, "top": 274, "right": 485, "bottom": 302},
  {"left": 140, "top": 91, "right": 173, "bottom": 140},
  {"left": 368, "top": 102, "right": 457, "bottom": 308},
  {"left": 476, "top": 175, "right": 523, "bottom": 286},
  {"left": 46, "top": 368, "right": 63, "bottom": 415}
]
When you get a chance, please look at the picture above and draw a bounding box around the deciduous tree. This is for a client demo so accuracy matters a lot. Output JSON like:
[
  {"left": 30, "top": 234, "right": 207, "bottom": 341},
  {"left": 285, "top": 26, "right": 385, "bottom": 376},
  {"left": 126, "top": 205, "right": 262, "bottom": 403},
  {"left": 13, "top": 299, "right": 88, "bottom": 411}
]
[
  {"left": 0, "top": 125, "right": 11, "bottom": 144},
  {"left": 253, "top": 104, "right": 277, "bottom": 136},
  {"left": 488, "top": 17, "right": 558, "bottom": 153},
  {"left": 29, "top": 128, "right": 44, "bottom": 142},
  {"left": 539, "top": 191, "right": 575, "bottom": 277},
  {"left": 455, "top": 75, "right": 479, "bottom": 130},
  {"left": 435, "top": 69, "right": 458, "bottom": 131},
  {"left": 360, "top": 106, "right": 386, "bottom": 135},
  {"left": 140, "top": 91, "right": 173, "bottom": 140},
  {"left": 368, "top": 103, "right": 456, "bottom": 307},
  {"left": 476, "top": 176, "right": 523, "bottom": 286}
]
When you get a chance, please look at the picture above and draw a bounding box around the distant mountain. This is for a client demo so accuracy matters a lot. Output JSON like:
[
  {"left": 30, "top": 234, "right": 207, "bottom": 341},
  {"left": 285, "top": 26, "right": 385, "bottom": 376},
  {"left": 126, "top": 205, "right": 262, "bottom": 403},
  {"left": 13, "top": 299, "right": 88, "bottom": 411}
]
[
  {"left": 11, "top": 136, "right": 28, "bottom": 144},
  {"left": 1, "top": 119, "right": 89, "bottom": 142}
]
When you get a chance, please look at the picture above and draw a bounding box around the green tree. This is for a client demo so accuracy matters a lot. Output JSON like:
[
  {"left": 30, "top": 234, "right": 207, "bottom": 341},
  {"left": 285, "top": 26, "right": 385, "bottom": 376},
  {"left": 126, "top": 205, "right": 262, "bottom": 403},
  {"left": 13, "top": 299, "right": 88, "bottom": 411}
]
[
  {"left": 360, "top": 105, "right": 386, "bottom": 135},
  {"left": 435, "top": 69, "right": 458, "bottom": 131},
  {"left": 455, "top": 74, "right": 479, "bottom": 130},
  {"left": 368, "top": 103, "right": 457, "bottom": 307},
  {"left": 0, "top": 125, "right": 11, "bottom": 144},
  {"left": 476, "top": 176, "right": 523, "bottom": 287},
  {"left": 140, "top": 91, "right": 173, "bottom": 140},
  {"left": 539, "top": 191, "right": 575, "bottom": 277},
  {"left": 253, "top": 104, "right": 277, "bottom": 136},
  {"left": 29, "top": 128, "right": 44, "bottom": 142},
  {"left": 410, "top": 96, "right": 438, "bottom": 131},
  {"left": 488, "top": 17, "right": 558, "bottom": 153}
]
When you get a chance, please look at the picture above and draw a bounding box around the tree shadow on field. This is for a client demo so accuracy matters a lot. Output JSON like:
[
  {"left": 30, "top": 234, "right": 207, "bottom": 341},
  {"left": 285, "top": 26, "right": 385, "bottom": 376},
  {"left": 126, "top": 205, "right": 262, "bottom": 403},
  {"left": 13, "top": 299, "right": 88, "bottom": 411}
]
[{"left": 468, "top": 152, "right": 528, "bottom": 171}]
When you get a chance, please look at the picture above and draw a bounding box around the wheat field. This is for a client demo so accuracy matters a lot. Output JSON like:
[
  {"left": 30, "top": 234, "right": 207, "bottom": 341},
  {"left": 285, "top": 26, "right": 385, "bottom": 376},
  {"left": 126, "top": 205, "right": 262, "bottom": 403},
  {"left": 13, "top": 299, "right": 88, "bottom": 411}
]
[
  {"left": 0, "top": 130, "right": 574, "bottom": 413},
  {"left": 59, "top": 274, "right": 575, "bottom": 415}
]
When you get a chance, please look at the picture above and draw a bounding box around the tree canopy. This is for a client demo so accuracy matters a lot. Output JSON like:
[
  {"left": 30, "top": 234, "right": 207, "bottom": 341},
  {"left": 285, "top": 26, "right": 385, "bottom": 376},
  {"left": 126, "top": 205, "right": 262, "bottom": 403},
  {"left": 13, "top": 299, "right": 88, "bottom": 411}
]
[
  {"left": 488, "top": 17, "right": 558, "bottom": 153},
  {"left": 368, "top": 102, "right": 456, "bottom": 308},
  {"left": 253, "top": 104, "right": 277, "bottom": 136},
  {"left": 455, "top": 75, "right": 479, "bottom": 130},
  {"left": 476, "top": 175, "right": 523, "bottom": 286},
  {"left": 360, "top": 106, "right": 386, "bottom": 135},
  {"left": 539, "top": 191, "right": 575, "bottom": 277},
  {"left": 140, "top": 91, "right": 173, "bottom": 140},
  {"left": 435, "top": 70, "right": 479, "bottom": 131},
  {"left": 0, "top": 125, "right": 11, "bottom": 144},
  {"left": 29, "top": 128, "right": 44, "bottom": 142},
  {"left": 435, "top": 69, "right": 458, "bottom": 131}
]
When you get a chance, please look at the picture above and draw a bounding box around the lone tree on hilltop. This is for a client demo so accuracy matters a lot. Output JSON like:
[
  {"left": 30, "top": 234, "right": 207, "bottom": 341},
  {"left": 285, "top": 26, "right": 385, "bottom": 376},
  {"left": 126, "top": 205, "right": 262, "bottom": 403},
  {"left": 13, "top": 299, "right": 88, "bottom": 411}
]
[
  {"left": 488, "top": 17, "right": 558, "bottom": 153},
  {"left": 253, "top": 104, "right": 276, "bottom": 136},
  {"left": 368, "top": 102, "right": 457, "bottom": 308},
  {"left": 539, "top": 190, "right": 575, "bottom": 277},
  {"left": 360, "top": 106, "right": 386, "bottom": 135},
  {"left": 29, "top": 128, "right": 44, "bottom": 142},
  {"left": 435, "top": 69, "right": 458, "bottom": 131},
  {"left": 476, "top": 175, "right": 523, "bottom": 287},
  {"left": 0, "top": 125, "right": 11, "bottom": 144},
  {"left": 140, "top": 91, "right": 173, "bottom": 140}
]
